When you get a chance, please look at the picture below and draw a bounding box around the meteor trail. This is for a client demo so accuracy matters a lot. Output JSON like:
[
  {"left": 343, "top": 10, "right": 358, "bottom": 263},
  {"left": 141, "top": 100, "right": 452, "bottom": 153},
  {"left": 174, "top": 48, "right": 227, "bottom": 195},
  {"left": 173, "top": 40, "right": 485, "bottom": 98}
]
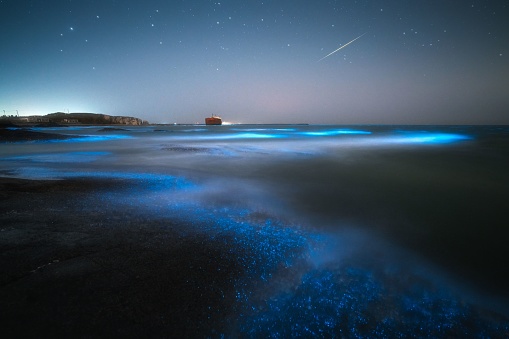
[{"left": 318, "top": 33, "right": 366, "bottom": 62}]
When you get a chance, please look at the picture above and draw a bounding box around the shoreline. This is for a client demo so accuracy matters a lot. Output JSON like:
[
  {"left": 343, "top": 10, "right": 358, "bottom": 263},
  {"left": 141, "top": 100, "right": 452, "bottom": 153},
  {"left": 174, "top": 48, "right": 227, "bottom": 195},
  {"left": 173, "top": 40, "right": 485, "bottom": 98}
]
[
  {"left": 0, "top": 176, "right": 239, "bottom": 337},
  {"left": 2, "top": 123, "right": 509, "bottom": 336}
]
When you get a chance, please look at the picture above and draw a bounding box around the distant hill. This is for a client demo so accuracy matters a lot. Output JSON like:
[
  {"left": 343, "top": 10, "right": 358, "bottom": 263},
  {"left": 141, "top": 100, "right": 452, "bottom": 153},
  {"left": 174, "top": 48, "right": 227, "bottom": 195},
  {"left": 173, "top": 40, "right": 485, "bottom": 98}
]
[
  {"left": 45, "top": 112, "right": 149, "bottom": 125},
  {"left": 1, "top": 112, "right": 149, "bottom": 125}
]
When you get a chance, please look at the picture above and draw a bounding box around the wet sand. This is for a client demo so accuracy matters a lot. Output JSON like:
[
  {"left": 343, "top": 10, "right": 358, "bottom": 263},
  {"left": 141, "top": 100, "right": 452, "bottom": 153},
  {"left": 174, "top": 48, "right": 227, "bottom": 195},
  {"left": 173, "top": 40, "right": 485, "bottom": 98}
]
[{"left": 0, "top": 177, "right": 239, "bottom": 337}]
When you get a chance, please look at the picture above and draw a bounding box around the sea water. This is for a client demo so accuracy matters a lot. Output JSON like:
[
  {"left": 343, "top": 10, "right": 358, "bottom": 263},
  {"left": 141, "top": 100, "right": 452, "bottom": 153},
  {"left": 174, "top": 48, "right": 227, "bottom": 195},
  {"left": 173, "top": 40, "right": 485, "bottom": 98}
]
[{"left": 1, "top": 124, "right": 509, "bottom": 336}]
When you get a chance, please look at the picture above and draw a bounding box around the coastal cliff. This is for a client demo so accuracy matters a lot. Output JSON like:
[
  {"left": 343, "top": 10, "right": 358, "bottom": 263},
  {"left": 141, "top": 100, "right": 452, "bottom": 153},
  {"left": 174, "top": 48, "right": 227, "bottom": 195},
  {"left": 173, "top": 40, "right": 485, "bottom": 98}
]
[
  {"left": 1, "top": 112, "right": 148, "bottom": 126},
  {"left": 45, "top": 112, "right": 149, "bottom": 125}
]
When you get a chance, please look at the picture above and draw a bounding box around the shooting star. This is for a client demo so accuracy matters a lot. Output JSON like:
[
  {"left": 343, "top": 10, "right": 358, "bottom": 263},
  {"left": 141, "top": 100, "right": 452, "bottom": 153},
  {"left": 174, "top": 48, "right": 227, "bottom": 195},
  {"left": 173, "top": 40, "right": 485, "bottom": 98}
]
[{"left": 318, "top": 33, "right": 367, "bottom": 62}]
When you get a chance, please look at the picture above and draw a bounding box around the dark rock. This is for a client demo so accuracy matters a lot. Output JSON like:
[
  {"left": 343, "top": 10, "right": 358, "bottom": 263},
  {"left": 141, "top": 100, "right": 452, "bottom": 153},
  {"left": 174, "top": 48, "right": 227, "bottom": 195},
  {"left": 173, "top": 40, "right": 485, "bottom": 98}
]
[
  {"left": 0, "top": 129, "right": 72, "bottom": 143},
  {"left": 0, "top": 121, "right": 19, "bottom": 129}
]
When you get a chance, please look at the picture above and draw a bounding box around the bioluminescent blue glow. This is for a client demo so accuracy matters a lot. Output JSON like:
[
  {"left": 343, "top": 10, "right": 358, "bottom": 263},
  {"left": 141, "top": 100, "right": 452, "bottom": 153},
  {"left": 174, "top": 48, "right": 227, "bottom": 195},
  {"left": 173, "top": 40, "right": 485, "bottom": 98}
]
[
  {"left": 232, "top": 128, "right": 298, "bottom": 132},
  {"left": 300, "top": 129, "right": 372, "bottom": 137},
  {"left": 237, "top": 266, "right": 508, "bottom": 337},
  {"left": 197, "top": 132, "right": 285, "bottom": 140},
  {"left": 2, "top": 151, "right": 111, "bottom": 163},
  {"left": 7, "top": 167, "right": 192, "bottom": 191},
  {"left": 394, "top": 132, "right": 472, "bottom": 144},
  {"left": 29, "top": 127, "right": 91, "bottom": 132},
  {"left": 5, "top": 134, "right": 134, "bottom": 144},
  {"left": 106, "top": 184, "right": 328, "bottom": 316},
  {"left": 180, "top": 128, "right": 208, "bottom": 132},
  {"left": 92, "top": 177, "right": 508, "bottom": 337},
  {"left": 1, "top": 124, "right": 507, "bottom": 336},
  {"left": 57, "top": 134, "right": 133, "bottom": 143}
]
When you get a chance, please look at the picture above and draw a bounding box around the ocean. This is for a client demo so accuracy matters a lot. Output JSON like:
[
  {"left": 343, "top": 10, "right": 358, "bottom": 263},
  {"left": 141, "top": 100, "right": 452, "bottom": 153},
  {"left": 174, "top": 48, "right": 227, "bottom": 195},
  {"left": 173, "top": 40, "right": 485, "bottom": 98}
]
[{"left": 1, "top": 124, "right": 509, "bottom": 336}]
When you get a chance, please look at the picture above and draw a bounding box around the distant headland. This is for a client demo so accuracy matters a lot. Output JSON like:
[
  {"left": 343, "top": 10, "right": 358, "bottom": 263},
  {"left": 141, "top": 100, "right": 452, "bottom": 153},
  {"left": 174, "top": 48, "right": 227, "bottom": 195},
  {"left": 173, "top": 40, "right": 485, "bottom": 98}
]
[{"left": 0, "top": 112, "right": 149, "bottom": 126}]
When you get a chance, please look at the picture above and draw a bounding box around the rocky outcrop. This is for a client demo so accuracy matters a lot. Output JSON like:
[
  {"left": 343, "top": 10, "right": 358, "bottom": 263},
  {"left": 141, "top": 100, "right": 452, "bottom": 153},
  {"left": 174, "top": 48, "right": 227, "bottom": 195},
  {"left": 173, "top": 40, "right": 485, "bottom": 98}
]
[
  {"left": 100, "top": 114, "right": 147, "bottom": 125},
  {"left": 44, "top": 113, "right": 149, "bottom": 125}
]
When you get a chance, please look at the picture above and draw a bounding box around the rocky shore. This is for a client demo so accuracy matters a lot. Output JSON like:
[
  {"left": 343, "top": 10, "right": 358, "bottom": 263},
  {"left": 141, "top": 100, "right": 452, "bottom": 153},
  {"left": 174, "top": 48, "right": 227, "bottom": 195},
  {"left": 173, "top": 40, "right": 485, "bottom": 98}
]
[
  {"left": 0, "top": 127, "right": 74, "bottom": 143},
  {"left": 0, "top": 177, "right": 239, "bottom": 337}
]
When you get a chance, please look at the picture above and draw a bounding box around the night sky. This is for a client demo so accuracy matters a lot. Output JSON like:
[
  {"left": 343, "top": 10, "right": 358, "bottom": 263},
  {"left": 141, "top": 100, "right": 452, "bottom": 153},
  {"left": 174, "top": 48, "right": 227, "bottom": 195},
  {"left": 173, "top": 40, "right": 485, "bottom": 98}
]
[{"left": 1, "top": 1, "right": 508, "bottom": 124}]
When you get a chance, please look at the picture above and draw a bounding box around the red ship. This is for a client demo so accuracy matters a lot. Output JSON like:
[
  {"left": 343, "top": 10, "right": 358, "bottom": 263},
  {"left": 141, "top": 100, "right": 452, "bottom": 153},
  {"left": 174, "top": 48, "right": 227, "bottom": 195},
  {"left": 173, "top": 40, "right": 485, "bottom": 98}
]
[{"left": 205, "top": 115, "right": 222, "bottom": 125}]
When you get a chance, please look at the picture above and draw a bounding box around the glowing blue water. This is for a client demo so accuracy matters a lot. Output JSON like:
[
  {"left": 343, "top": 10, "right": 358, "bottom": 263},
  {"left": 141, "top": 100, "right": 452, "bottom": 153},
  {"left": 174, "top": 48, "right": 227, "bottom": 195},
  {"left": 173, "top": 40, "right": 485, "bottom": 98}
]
[
  {"left": 53, "top": 134, "right": 133, "bottom": 143},
  {"left": 2, "top": 151, "right": 111, "bottom": 163},
  {"left": 99, "top": 180, "right": 508, "bottom": 337},
  {"left": 1, "top": 124, "right": 507, "bottom": 336},
  {"left": 394, "top": 131, "right": 472, "bottom": 144},
  {"left": 301, "top": 129, "right": 371, "bottom": 137},
  {"left": 197, "top": 132, "right": 285, "bottom": 139}
]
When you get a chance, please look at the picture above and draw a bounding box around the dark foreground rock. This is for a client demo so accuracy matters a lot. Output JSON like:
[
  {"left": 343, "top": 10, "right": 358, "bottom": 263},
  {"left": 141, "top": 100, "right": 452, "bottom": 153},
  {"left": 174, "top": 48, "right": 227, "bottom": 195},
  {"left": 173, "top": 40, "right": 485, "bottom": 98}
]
[
  {"left": 97, "top": 127, "right": 128, "bottom": 132},
  {"left": 0, "top": 121, "right": 19, "bottom": 128},
  {"left": 0, "top": 177, "right": 240, "bottom": 337},
  {"left": 0, "top": 128, "right": 73, "bottom": 143}
]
